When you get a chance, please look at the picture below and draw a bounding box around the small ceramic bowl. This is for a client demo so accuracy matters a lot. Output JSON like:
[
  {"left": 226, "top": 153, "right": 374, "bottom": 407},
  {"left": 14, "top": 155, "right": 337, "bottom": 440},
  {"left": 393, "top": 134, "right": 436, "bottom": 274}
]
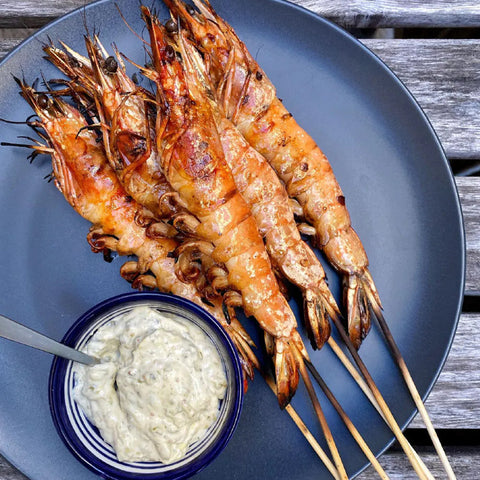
[{"left": 49, "top": 292, "right": 244, "bottom": 480}]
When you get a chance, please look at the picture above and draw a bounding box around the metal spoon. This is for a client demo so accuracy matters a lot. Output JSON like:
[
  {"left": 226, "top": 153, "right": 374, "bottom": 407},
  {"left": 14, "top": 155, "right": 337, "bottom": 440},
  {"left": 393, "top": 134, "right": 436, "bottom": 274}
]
[{"left": 0, "top": 314, "right": 99, "bottom": 365}]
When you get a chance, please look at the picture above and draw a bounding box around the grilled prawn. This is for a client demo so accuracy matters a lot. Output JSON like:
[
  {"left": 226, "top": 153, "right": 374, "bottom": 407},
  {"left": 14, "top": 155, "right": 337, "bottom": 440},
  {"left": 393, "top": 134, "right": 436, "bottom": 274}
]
[
  {"left": 14, "top": 79, "right": 257, "bottom": 382},
  {"left": 165, "top": 0, "right": 383, "bottom": 349},
  {"left": 142, "top": 9, "right": 310, "bottom": 408},
  {"left": 172, "top": 29, "right": 340, "bottom": 349}
]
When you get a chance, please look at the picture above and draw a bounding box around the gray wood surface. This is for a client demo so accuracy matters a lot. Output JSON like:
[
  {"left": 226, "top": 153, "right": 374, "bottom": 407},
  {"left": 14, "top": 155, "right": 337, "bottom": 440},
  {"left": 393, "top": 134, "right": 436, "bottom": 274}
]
[
  {"left": 358, "top": 447, "right": 480, "bottom": 480},
  {"left": 296, "top": 0, "right": 480, "bottom": 28},
  {"left": 363, "top": 39, "right": 480, "bottom": 160},
  {"left": 458, "top": 178, "right": 480, "bottom": 294},
  {"left": 0, "top": 29, "right": 35, "bottom": 59},
  {"left": 0, "top": 1, "right": 94, "bottom": 28},
  {"left": 1, "top": 34, "right": 480, "bottom": 160},
  {"left": 1, "top": 0, "right": 480, "bottom": 29},
  {"left": 410, "top": 312, "right": 480, "bottom": 429}
]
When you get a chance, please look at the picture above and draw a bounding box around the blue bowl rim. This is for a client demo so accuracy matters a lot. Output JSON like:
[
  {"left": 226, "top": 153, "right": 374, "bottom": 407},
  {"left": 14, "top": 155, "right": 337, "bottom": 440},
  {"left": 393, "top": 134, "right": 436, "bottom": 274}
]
[{"left": 49, "top": 291, "right": 244, "bottom": 480}]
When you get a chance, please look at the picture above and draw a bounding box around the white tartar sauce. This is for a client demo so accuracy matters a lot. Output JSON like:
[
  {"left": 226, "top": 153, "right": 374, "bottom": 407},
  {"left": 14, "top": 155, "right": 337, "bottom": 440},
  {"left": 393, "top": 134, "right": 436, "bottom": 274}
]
[{"left": 73, "top": 306, "right": 227, "bottom": 464}]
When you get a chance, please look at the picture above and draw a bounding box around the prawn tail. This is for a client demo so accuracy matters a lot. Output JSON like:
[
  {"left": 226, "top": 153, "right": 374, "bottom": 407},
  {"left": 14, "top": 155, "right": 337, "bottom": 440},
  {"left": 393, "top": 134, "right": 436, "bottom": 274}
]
[
  {"left": 227, "top": 317, "right": 258, "bottom": 388},
  {"left": 216, "top": 302, "right": 257, "bottom": 390},
  {"left": 344, "top": 268, "right": 382, "bottom": 350},
  {"left": 361, "top": 267, "right": 383, "bottom": 319},
  {"left": 303, "top": 287, "right": 337, "bottom": 350},
  {"left": 274, "top": 329, "right": 308, "bottom": 409},
  {"left": 274, "top": 336, "right": 299, "bottom": 409}
]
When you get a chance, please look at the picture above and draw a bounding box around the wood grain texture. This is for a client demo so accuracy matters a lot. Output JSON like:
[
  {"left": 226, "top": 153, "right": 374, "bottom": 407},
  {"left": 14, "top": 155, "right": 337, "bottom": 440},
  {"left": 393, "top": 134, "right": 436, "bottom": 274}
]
[
  {"left": 0, "top": 29, "right": 36, "bottom": 59},
  {"left": 363, "top": 39, "right": 480, "bottom": 160},
  {"left": 0, "top": 1, "right": 94, "bottom": 28},
  {"left": 0, "top": 459, "right": 27, "bottom": 480},
  {"left": 294, "top": 0, "right": 480, "bottom": 28},
  {"left": 1, "top": 0, "right": 480, "bottom": 29},
  {"left": 358, "top": 447, "right": 480, "bottom": 480},
  {"left": 457, "top": 177, "right": 480, "bottom": 294},
  {"left": 410, "top": 313, "right": 480, "bottom": 429}
]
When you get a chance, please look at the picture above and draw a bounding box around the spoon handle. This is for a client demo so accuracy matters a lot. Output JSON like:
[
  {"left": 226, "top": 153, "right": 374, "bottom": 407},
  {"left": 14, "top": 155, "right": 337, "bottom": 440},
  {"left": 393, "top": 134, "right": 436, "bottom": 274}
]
[{"left": 0, "top": 314, "right": 97, "bottom": 365}]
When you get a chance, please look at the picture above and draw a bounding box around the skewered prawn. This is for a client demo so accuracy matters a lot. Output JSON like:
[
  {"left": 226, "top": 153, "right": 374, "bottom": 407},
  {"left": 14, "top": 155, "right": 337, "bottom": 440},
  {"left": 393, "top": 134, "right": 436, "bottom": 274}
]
[
  {"left": 164, "top": 0, "right": 383, "bottom": 349},
  {"left": 13, "top": 78, "right": 257, "bottom": 382},
  {"left": 170, "top": 28, "right": 340, "bottom": 349},
  {"left": 141, "top": 9, "right": 311, "bottom": 410}
]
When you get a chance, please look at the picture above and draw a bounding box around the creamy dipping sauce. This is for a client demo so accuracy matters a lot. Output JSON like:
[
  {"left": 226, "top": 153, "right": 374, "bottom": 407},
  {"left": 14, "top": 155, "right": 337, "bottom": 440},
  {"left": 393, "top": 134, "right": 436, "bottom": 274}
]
[{"left": 73, "top": 306, "right": 227, "bottom": 464}]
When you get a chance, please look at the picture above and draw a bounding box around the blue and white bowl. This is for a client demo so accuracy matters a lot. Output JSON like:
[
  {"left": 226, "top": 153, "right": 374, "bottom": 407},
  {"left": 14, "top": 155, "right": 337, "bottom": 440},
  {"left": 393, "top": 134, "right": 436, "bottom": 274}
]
[{"left": 49, "top": 292, "right": 244, "bottom": 480}]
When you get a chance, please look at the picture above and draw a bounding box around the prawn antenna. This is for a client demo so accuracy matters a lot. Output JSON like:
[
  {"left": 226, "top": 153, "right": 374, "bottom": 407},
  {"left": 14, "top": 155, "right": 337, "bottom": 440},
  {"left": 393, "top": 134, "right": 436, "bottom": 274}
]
[
  {"left": 82, "top": 4, "right": 92, "bottom": 40},
  {"left": 115, "top": 2, "right": 151, "bottom": 47},
  {"left": 0, "top": 114, "right": 37, "bottom": 125},
  {"left": 75, "top": 123, "right": 106, "bottom": 139},
  {"left": 1, "top": 141, "right": 54, "bottom": 164}
]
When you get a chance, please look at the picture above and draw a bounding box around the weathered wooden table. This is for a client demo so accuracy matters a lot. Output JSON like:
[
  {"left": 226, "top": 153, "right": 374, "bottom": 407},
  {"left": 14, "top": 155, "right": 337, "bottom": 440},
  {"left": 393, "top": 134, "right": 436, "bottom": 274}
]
[{"left": 0, "top": 1, "right": 479, "bottom": 479}]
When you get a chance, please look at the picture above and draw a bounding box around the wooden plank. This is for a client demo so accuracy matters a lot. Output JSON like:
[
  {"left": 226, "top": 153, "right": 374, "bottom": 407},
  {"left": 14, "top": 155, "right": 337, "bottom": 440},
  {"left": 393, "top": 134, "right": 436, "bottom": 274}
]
[
  {"left": 358, "top": 447, "right": 480, "bottom": 479},
  {"left": 0, "top": 29, "right": 35, "bottom": 59},
  {"left": 0, "top": 458, "right": 26, "bottom": 480},
  {"left": 0, "top": 1, "right": 94, "bottom": 28},
  {"left": 295, "top": 0, "right": 480, "bottom": 29},
  {"left": 457, "top": 177, "right": 480, "bottom": 294},
  {"left": 410, "top": 313, "right": 480, "bottom": 429},
  {"left": 1, "top": 0, "right": 480, "bottom": 29},
  {"left": 363, "top": 39, "right": 480, "bottom": 160}
]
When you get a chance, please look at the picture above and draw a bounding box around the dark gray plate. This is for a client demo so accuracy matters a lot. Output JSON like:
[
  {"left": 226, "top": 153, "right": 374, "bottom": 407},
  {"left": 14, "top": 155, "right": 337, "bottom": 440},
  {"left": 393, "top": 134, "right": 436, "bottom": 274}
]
[{"left": 0, "top": 0, "right": 465, "bottom": 479}]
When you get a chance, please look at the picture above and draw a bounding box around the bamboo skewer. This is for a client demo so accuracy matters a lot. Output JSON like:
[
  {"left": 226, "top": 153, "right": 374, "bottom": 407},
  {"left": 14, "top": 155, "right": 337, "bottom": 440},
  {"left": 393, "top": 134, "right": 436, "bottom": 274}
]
[
  {"left": 374, "top": 310, "right": 456, "bottom": 479},
  {"left": 326, "top": 317, "right": 433, "bottom": 480},
  {"left": 295, "top": 349, "right": 349, "bottom": 480},
  {"left": 262, "top": 373, "right": 341, "bottom": 480},
  {"left": 247, "top": 353, "right": 341, "bottom": 479},
  {"left": 327, "top": 337, "right": 436, "bottom": 480},
  {"left": 254, "top": 333, "right": 392, "bottom": 479},
  {"left": 304, "top": 359, "right": 390, "bottom": 480}
]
